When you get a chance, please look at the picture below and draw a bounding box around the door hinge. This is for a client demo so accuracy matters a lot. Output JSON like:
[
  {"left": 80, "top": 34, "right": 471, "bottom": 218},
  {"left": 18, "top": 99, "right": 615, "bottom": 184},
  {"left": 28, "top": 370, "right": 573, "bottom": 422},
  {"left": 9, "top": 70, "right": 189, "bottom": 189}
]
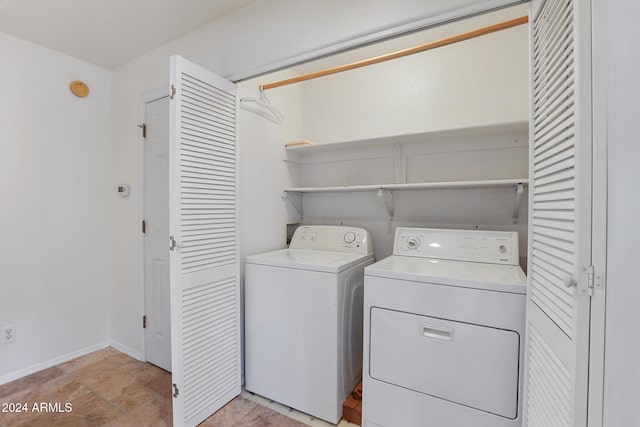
[
  {"left": 143, "top": 315, "right": 147, "bottom": 329},
  {"left": 142, "top": 220, "right": 146, "bottom": 234},
  {"left": 137, "top": 123, "right": 147, "bottom": 138},
  {"left": 169, "top": 236, "right": 177, "bottom": 251},
  {"left": 170, "top": 84, "right": 176, "bottom": 100},
  {"left": 173, "top": 383, "right": 179, "bottom": 398},
  {"left": 584, "top": 265, "right": 595, "bottom": 297}
]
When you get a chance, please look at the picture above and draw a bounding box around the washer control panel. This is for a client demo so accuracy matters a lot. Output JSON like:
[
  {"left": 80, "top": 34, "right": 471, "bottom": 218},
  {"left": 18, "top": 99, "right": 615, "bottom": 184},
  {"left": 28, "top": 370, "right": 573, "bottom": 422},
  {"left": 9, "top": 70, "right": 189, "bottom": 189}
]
[
  {"left": 289, "top": 225, "right": 373, "bottom": 254},
  {"left": 291, "top": 225, "right": 373, "bottom": 254},
  {"left": 395, "top": 227, "right": 519, "bottom": 265}
]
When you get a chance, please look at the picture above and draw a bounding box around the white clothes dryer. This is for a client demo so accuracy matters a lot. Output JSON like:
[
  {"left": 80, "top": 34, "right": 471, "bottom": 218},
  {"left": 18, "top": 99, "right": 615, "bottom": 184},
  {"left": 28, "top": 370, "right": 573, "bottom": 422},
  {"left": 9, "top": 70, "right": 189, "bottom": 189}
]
[
  {"left": 245, "top": 225, "right": 374, "bottom": 424},
  {"left": 363, "top": 228, "right": 527, "bottom": 427}
]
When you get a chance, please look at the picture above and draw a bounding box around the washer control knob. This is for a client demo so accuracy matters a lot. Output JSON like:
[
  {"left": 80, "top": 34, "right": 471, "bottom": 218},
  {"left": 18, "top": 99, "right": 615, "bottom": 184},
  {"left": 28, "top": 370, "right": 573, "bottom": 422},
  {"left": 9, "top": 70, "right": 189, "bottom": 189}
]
[
  {"left": 406, "top": 237, "right": 421, "bottom": 250},
  {"left": 344, "top": 231, "right": 357, "bottom": 244},
  {"left": 310, "top": 232, "right": 318, "bottom": 241},
  {"left": 498, "top": 245, "right": 507, "bottom": 253}
]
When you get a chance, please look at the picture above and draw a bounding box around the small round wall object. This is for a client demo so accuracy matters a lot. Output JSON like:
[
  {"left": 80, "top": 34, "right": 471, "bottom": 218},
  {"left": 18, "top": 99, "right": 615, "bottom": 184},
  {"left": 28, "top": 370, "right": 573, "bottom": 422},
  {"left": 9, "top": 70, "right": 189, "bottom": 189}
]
[{"left": 70, "top": 80, "right": 89, "bottom": 97}]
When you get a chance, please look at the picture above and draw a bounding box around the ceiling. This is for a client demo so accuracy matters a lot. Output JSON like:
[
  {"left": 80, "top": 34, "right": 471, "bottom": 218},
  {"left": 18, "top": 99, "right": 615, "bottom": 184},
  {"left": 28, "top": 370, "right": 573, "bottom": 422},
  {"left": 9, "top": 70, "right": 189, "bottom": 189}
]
[{"left": 0, "top": 0, "right": 255, "bottom": 69}]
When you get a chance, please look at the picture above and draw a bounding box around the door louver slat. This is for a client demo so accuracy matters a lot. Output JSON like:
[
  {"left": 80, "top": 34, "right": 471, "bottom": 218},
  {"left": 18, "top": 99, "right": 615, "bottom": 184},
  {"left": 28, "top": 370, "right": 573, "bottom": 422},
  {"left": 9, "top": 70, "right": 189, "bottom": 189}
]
[
  {"left": 526, "top": 324, "right": 571, "bottom": 427},
  {"left": 532, "top": 222, "right": 574, "bottom": 241},
  {"left": 181, "top": 277, "right": 238, "bottom": 420},
  {"left": 534, "top": 135, "right": 574, "bottom": 163}
]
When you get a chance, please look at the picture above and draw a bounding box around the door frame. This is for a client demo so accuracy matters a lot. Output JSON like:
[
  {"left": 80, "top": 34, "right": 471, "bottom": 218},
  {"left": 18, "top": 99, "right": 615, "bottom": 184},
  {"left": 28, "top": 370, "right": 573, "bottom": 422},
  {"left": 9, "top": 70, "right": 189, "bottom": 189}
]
[
  {"left": 137, "top": 87, "right": 173, "bottom": 363},
  {"left": 587, "top": 0, "right": 607, "bottom": 424}
]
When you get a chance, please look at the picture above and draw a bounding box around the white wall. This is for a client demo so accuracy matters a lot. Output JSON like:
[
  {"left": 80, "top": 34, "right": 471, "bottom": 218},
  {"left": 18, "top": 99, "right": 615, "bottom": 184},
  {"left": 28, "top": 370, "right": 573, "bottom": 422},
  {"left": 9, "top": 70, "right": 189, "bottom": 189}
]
[
  {"left": 602, "top": 2, "right": 640, "bottom": 425},
  {"left": 238, "top": 70, "right": 305, "bottom": 262},
  {"left": 109, "top": 0, "right": 526, "bottom": 355},
  {"left": 290, "top": 129, "right": 529, "bottom": 267},
  {"left": 0, "top": 32, "right": 111, "bottom": 383},
  {"left": 300, "top": 7, "right": 529, "bottom": 144}
]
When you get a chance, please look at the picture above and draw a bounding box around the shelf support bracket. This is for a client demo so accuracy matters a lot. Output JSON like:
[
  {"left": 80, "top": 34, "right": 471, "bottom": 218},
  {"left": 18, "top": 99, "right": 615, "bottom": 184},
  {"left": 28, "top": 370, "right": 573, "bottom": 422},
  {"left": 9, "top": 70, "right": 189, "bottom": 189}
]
[
  {"left": 283, "top": 191, "right": 304, "bottom": 219},
  {"left": 512, "top": 183, "right": 524, "bottom": 224},
  {"left": 377, "top": 188, "right": 394, "bottom": 221}
]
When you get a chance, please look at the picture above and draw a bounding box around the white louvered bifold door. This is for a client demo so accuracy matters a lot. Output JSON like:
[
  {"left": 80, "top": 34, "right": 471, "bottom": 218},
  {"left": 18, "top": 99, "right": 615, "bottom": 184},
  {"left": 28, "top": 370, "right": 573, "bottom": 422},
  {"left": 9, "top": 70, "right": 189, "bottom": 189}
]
[
  {"left": 524, "top": 1, "right": 592, "bottom": 426},
  {"left": 169, "top": 55, "right": 240, "bottom": 427}
]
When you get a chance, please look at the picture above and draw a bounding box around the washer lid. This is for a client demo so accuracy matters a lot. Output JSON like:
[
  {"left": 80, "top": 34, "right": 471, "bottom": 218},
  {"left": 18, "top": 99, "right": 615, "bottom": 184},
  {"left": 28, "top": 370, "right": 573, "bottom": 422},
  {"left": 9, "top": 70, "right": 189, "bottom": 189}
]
[
  {"left": 245, "top": 249, "right": 374, "bottom": 273},
  {"left": 365, "top": 255, "right": 527, "bottom": 294}
]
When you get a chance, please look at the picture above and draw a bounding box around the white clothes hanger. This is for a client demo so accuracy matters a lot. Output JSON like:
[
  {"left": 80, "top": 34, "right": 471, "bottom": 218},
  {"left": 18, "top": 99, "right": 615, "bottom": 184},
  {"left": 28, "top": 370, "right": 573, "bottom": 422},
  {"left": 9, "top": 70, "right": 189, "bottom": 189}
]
[{"left": 239, "top": 85, "right": 284, "bottom": 124}]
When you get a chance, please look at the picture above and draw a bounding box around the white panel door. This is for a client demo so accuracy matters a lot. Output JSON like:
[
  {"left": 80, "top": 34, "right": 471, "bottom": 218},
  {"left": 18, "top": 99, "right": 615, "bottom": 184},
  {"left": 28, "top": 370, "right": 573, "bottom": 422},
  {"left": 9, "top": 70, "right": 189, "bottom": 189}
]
[
  {"left": 524, "top": 1, "right": 592, "bottom": 426},
  {"left": 144, "top": 95, "right": 172, "bottom": 372},
  {"left": 169, "top": 55, "right": 240, "bottom": 427}
]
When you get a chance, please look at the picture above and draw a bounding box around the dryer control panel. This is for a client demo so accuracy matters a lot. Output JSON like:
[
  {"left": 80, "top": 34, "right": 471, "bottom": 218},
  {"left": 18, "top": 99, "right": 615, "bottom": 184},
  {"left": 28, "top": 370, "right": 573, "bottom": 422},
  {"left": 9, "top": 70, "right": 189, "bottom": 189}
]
[
  {"left": 394, "top": 227, "right": 519, "bottom": 265},
  {"left": 290, "top": 225, "right": 373, "bottom": 254}
]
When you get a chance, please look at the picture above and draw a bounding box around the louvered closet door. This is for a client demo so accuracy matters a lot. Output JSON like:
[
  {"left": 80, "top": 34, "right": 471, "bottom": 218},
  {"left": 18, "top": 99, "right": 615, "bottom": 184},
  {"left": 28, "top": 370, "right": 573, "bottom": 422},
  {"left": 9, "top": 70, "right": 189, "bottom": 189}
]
[
  {"left": 524, "top": 1, "right": 592, "bottom": 426},
  {"left": 169, "top": 55, "right": 240, "bottom": 427}
]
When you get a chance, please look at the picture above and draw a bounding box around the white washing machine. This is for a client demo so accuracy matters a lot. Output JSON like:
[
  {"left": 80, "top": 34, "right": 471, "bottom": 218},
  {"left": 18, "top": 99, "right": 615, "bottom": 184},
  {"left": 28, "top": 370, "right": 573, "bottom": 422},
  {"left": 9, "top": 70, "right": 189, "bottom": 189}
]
[
  {"left": 245, "top": 225, "right": 374, "bottom": 424},
  {"left": 363, "top": 228, "right": 527, "bottom": 427}
]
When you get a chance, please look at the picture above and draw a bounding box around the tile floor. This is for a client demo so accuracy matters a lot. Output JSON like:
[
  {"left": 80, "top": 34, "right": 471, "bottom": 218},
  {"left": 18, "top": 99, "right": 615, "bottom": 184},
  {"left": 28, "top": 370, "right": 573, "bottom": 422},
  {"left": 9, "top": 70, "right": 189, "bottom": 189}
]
[{"left": 0, "top": 347, "right": 358, "bottom": 427}]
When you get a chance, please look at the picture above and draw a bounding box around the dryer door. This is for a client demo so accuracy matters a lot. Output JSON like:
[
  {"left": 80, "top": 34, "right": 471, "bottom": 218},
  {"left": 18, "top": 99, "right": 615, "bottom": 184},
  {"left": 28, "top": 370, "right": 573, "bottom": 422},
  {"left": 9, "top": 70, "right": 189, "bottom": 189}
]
[{"left": 369, "top": 308, "right": 520, "bottom": 419}]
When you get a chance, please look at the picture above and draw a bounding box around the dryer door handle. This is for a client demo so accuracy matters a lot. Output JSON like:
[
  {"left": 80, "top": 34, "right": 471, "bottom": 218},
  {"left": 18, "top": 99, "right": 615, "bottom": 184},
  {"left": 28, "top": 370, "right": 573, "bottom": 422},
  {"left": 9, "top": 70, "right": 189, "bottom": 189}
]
[{"left": 420, "top": 323, "right": 454, "bottom": 342}]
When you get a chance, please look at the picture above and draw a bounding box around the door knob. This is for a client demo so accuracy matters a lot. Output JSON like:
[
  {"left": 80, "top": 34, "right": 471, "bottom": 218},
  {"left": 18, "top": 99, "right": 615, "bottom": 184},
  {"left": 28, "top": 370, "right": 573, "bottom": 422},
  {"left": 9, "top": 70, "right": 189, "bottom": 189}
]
[{"left": 563, "top": 275, "right": 577, "bottom": 288}]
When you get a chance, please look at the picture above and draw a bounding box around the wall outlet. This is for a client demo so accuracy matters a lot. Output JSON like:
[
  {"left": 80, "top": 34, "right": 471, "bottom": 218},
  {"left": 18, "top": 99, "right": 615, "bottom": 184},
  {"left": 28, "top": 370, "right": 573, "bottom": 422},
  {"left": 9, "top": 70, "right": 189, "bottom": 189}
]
[{"left": 2, "top": 325, "right": 15, "bottom": 344}]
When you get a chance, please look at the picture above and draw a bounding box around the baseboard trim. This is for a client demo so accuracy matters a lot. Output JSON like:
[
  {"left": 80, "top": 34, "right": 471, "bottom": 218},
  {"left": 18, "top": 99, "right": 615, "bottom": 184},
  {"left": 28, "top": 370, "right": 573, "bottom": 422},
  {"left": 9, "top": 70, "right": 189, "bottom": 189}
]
[
  {"left": 109, "top": 340, "right": 143, "bottom": 362},
  {"left": 0, "top": 341, "right": 110, "bottom": 386}
]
